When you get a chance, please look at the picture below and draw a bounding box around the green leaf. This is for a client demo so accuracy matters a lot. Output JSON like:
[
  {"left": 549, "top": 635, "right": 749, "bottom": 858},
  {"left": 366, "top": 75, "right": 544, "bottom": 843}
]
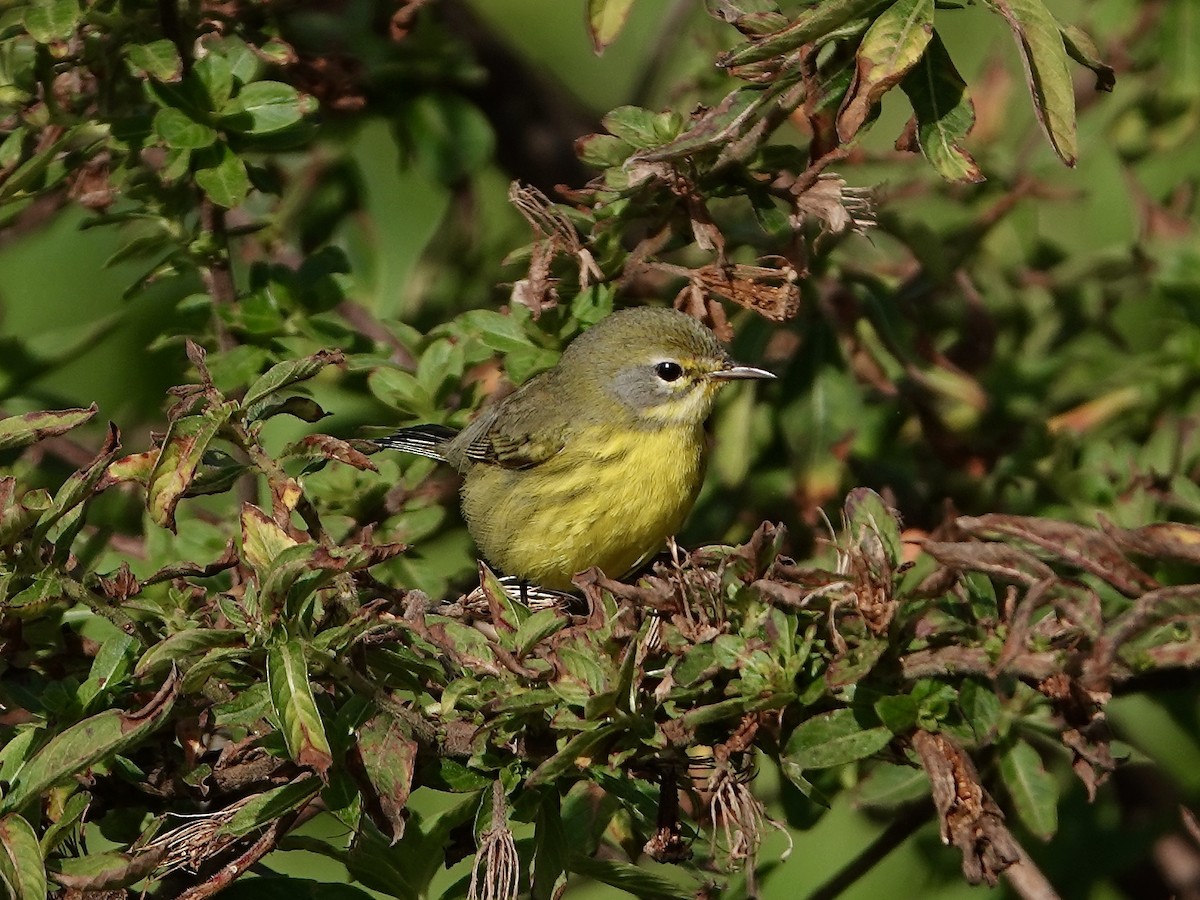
[
  {"left": 345, "top": 798, "right": 478, "bottom": 899},
  {"left": 1058, "top": 22, "right": 1114, "bottom": 92},
  {"left": 23, "top": 0, "right": 79, "bottom": 43},
  {"left": 457, "top": 310, "right": 535, "bottom": 353},
  {"left": 195, "top": 144, "right": 251, "bottom": 208},
  {"left": 78, "top": 634, "right": 137, "bottom": 711},
  {"left": 47, "top": 847, "right": 166, "bottom": 891},
  {"left": 844, "top": 487, "right": 903, "bottom": 569},
  {"left": 240, "top": 503, "right": 300, "bottom": 576},
  {"left": 398, "top": 93, "right": 494, "bottom": 184},
  {"left": 587, "top": 0, "right": 637, "bottom": 53},
  {"left": 134, "top": 629, "right": 242, "bottom": 678},
  {"left": 39, "top": 790, "right": 88, "bottom": 855},
  {"left": 601, "top": 106, "right": 683, "bottom": 149},
  {"left": 784, "top": 708, "right": 892, "bottom": 770},
  {"left": 837, "top": 0, "right": 933, "bottom": 141},
  {"left": 125, "top": 40, "right": 183, "bottom": 82},
  {"left": 267, "top": 640, "right": 334, "bottom": 776},
  {"left": 957, "top": 678, "right": 1002, "bottom": 742},
  {"left": 220, "top": 778, "right": 322, "bottom": 837},
  {"left": 477, "top": 563, "right": 530, "bottom": 632},
  {"left": 0, "top": 729, "right": 40, "bottom": 789},
  {"left": 983, "top": 0, "right": 1077, "bottom": 166},
  {"left": 566, "top": 853, "right": 701, "bottom": 900},
  {"left": 998, "top": 739, "right": 1058, "bottom": 840},
  {"left": 515, "top": 608, "right": 568, "bottom": 657},
  {"left": 854, "top": 763, "right": 929, "bottom": 810},
  {"left": 247, "top": 396, "right": 328, "bottom": 423},
  {"left": 146, "top": 406, "right": 233, "bottom": 531},
  {"left": 367, "top": 368, "right": 434, "bottom": 418},
  {"left": 153, "top": 107, "right": 218, "bottom": 150},
  {"left": 0, "top": 814, "right": 46, "bottom": 900},
  {"left": 825, "top": 637, "right": 887, "bottom": 688},
  {"left": 874, "top": 694, "right": 918, "bottom": 733},
  {"left": 353, "top": 712, "right": 418, "bottom": 844},
  {"left": 575, "top": 133, "right": 635, "bottom": 169},
  {"left": 0, "top": 405, "right": 96, "bottom": 452},
  {"left": 526, "top": 725, "right": 618, "bottom": 787},
  {"left": 195, "top": 52, "right": 234, "bottom": 109},
  {"left": 718, "top": 0, "right": 888, "bottom": 68},
  {"left": 35, "top": 423, "right": 121, "bottom": 537},
  {"left": 219, "top": 37, "right": 264, "bottom": 85},
  {"left": 243, "top": 349, "right": 344, "bottom": 410},
  {"left": 899, "top": 30, "right": 983, "bottom": 183},
  {"left": 222, "top": 81, "right": 316, "bottom": 134},
  {"left": 0, "top": 129, "right": 26, "bottom": 170},
  {"left": 0, "top": 673, "right": 178, "bottom": 814},
  {"left": 0, "top": 129, "right": 75, "bottom": 202},
  {"left": 532, "top": 797, "right": 569, "bottom": 900}
]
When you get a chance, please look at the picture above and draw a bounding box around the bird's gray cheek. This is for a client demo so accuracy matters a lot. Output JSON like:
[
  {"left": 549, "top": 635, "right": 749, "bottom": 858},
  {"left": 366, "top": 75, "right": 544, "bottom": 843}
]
[{"left": 609, "top": 368, "right": 666, "bottom": 410}]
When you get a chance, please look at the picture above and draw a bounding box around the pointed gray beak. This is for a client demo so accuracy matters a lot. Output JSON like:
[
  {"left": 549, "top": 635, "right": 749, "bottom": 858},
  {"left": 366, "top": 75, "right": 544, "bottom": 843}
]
[{"left": 709, "top": 364, "right": 776, "bottom": 381}]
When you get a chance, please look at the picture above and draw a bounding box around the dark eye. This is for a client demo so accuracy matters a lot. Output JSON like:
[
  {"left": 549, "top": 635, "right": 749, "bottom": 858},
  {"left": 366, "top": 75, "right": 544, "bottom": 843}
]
[{"left": 654, "top": 361, "right": 684, "bottom": 382}]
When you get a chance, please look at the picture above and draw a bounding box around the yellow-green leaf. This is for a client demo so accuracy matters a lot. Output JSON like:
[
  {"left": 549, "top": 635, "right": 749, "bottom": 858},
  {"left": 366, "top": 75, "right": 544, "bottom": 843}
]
[
  {"left": 0, "top": 814, "right": 46, "bottom": 900},
  {"left": 837, "top": 0, "right": 934, "bottom": 141},
  {"left": 267, "top": 641, "right": 333, "bottom": 777},
  {"left": 0, "top": 405, "right": 96, "bottom": 452},
  {"left": 587, "top": 0, "right": 637, "bottom": 53},
  {"left": 984, "top": 0, "right": 1077, "bottom": 166},
  {"left": 899, "top": 31, "right": 984, "bottom": 183},
  {"left": 147, "top": 406, "right": 232, "bottom": 531}
]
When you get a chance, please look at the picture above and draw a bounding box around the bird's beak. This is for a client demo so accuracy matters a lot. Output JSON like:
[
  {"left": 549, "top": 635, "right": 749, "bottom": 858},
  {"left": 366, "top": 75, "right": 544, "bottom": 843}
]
[{"left": 710, "top": 363, "right": 776, "bottom": 381}]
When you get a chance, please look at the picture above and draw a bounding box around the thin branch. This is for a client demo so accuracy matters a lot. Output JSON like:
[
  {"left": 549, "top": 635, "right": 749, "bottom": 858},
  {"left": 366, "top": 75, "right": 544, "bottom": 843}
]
[
  {"left": 336, "top": 300, "right": 416, "bottom": 368},
  {"left": 1002, "top": 845, "right": 1062, "bottom": 900},
  {"left": 170, "top": 804, "right": 308, "bottom": 900},
  {"left": 199, "top": 198, "right": 237, "bottom": 353}
]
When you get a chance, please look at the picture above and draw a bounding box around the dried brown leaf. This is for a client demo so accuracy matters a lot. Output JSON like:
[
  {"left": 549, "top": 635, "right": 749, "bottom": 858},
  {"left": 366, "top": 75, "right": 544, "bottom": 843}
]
[{"left": 957, "top": 514, "right": 1158, "bottom": 597}]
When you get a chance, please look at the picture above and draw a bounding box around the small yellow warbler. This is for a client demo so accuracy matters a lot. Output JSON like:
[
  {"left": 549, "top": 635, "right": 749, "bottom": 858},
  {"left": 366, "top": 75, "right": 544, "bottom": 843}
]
[{"left": 375, "top": 307, "right": 774, "bottom": 590}]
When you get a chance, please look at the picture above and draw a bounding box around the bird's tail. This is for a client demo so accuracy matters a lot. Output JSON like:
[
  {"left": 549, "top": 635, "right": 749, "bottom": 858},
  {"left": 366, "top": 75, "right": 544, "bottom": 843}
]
[{"left": 373, "top": 424, "right": 458, "bottom": 462}]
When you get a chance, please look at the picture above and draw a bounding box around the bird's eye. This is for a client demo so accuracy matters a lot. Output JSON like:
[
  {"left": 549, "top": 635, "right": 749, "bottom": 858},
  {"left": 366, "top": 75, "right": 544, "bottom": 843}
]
[{"left": 654, "top": 361, "right": 684, "bottom": 382}]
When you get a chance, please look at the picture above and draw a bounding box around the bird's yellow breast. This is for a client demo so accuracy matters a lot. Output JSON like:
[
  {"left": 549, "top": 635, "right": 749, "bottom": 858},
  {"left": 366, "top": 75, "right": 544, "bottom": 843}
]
[{"left": 460, "top": 423, "right": 706, "bottom": 590}]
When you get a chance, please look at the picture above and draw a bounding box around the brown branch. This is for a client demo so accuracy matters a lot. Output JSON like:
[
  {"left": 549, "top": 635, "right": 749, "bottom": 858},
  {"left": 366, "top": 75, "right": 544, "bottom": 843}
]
[
  {"left": 1003, "top": 845, "right": 1063, "bottom": 900},
  {"left": 336, "top": 300, "right": 416, "bottom": 368},
  {"left": 170, "top": 803, "right": 313, "bottom": 900},
  {"left": 199, "top": 198, "right": 237, "bottom": 353}
]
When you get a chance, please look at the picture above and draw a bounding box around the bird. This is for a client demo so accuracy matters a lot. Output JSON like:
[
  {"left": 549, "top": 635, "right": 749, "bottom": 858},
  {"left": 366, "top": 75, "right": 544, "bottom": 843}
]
[{"left": 373, "top": 306, "right": 775, "bottom": 591}]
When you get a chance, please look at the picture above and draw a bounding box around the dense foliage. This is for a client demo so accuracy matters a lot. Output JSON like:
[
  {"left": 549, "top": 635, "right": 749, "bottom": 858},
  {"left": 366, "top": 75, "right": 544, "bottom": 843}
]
[{"left": 1, "top": 0, "right": 1200, "bottom": 898}]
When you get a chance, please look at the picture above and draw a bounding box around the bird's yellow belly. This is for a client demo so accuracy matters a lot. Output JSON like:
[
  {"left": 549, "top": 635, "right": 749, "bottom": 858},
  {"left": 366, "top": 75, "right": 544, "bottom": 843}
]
[{"left": 461, "top": 425, "right": 706, "bottom": 590}]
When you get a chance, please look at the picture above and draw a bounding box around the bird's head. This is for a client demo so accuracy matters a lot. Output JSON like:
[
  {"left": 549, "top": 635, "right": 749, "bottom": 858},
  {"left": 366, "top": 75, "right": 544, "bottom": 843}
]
[{"left": 559, "top": 307, "right": 775, "bottom": 428}]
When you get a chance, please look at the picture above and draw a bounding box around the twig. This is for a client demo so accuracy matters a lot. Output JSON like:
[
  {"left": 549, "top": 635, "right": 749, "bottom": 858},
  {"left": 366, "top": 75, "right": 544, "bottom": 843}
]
[
  {"left": 336, "top": 300, "right": 416, "bottom": 368},
  {"left": 1002, "top": 845, "right": 1062, "bottom": 900},
  {"left": 170, "top": 805, "right": 307, "bottom": 900},
  {"left": 199, "top": 198, "right": 237, "bottom": 353}
]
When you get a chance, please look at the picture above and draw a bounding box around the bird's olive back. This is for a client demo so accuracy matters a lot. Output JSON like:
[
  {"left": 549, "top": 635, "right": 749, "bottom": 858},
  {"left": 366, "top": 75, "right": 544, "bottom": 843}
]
[{"left": 560, "top": 307, "right": 729, "bottom": 418}]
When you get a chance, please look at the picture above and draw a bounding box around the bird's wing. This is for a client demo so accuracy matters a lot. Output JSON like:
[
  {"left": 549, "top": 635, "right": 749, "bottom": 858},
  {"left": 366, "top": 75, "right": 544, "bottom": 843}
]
[{"left": 452, "top": 375, "right": 568, "bottom": 470}]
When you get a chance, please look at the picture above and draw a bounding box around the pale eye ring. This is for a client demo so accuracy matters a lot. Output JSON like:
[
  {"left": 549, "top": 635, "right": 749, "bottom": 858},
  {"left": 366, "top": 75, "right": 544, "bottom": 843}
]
[{"left": 654, "top": 361, "right": 684, "bottom": 382}]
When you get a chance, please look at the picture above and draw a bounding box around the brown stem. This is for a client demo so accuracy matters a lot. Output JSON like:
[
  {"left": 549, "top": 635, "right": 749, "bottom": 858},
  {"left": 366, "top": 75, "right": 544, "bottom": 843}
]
[
  {"left": 157, "top": 0, "right": 190, "bottom": 74},
  {"left": 336, "top": 300, "right": 416, "bottom": 368},
  {"left": 199, "top": 198, "right": 237, "bottom": 353},
  {"left": 170, "top": 804, "right": 309, "bottom": 900},
  {"left": 1002, "top": 845, "right": 1062, "bottom": 900}
]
